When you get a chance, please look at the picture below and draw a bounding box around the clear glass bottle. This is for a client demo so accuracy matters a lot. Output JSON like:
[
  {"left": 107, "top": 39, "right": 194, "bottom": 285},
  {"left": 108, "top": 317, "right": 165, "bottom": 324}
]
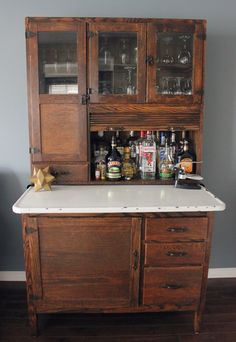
[
  {"left": 105, "top": 136, "right": 122, "bottom": 181},
  {"left": 122, "top": 147, "right": 136, "bottom": 180},
  {"left": 169, "top": 128, "right": 178, "bottom": 164},
  {"left": 127, "top": 131, "right": 137, "bottom": 160},
  {"left": 136, "top": 131, "right": 146, "bottom": 172},
  {"left": 95, "top": 147, "right": 106, "bottom": 180},
  {"left": 116, "top": 131, "right": 124, "bottom": 157},
  {"left": 140, "top": 131, "right": 156, "bottom": 180},
  {"left": 159, "top": 132, "right": 167, "bottom": 165},
  {"left": 119, "top": 39, "right": 129, "bottom": 64},
  {"left": 159, "top": 142, "right": 174, "bottom": 179}
]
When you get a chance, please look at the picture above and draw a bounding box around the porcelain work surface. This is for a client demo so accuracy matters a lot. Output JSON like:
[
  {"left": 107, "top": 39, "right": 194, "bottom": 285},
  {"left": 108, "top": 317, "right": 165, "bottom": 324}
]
[{"left": 12, "top": 185, "right": 225, "bottom": 214}]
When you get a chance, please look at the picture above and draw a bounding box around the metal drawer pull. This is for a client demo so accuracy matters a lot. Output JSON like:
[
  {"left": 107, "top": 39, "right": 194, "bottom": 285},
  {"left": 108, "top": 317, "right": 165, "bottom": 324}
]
[
  {"left": 51, "top": 170, "right": 70, "bottom": 177},
  {"left": 166, "top": 251, "right": 187, "bottom": 257},
  {"left": 162, "top": 284, "right": 182, "bottom": 290},
  {"left": 167, "top": 227, "right": 188, "bottom": 233}
]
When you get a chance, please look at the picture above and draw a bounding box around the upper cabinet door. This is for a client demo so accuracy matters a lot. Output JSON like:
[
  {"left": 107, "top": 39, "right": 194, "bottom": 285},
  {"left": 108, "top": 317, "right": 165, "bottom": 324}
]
[
  {"left": 26, "top": 20, "right": 87, "bottom": 162},
  {"left": 89, "top": 22, "right": 146, "bottom": 103},
  {"left": 147, "top": 21, "right": 206, "bottom": 104}
]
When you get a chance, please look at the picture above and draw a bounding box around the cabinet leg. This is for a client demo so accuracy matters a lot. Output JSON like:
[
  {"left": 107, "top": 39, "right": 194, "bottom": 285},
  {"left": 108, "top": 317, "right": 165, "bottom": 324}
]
[
  {"left": 28, "top": 307, "right": 38, "bottom": 336},
  {"left": 193, "top": 311, "right": 202, "bottom": 334}
]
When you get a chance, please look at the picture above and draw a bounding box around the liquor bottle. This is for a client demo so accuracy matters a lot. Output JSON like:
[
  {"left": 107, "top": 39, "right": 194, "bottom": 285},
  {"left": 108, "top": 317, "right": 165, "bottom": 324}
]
[
  {"left": 122, "top": 147, "right": 136, "bottom": 180},
  {"left": 159, "top": 142, "right": 174, "bottom": 179},
  {"left": 159, "top": 132, "right": 166, "bottom": 165},
  {"left": 93, "top": 131, "right": 109, "bottom": 158},
  {"left": 127, "top": 131, "right": 137, "bottom": 160},
  {"left": 179, "top": 140, "right": 194, "bottom": 173},
  {"left": 169, "top": 128, "right": 178, "bottom": 163},
  {"left": 136, "top": 130, "right": 146, "bottom": 171},
  {"left": 177, "top": 130, "right": 187, "bottom": 162},
  {"left": 95, "top": 147, "right": 106, "bottom": 180},
  {"left": 116, "top": 131, "right": 124, "bottom": 157},
  {"left": 105, "top": 136, "right": 122, "bottom": 181},
  {"left": 140, "top": 131, "right": 156, "bottom": 180}
]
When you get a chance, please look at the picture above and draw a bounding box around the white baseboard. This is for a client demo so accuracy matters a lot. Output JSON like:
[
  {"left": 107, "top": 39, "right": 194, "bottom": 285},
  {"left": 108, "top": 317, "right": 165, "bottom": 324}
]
[{"left": 0, "top": 269, "right": 236, "bottom": 281}]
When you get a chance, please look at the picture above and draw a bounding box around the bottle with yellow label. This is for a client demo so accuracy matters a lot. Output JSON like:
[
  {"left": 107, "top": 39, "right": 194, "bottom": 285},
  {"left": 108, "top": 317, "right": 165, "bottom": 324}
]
[{"left": 179, "top": 141, "right": 194, "bottom": 173}]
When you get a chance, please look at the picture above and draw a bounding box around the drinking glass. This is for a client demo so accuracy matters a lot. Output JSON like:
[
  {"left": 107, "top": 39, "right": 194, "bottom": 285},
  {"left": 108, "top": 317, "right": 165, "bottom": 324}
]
[
  {"left": 125, "top": 66, "right": 136, "bottom": 94},
  {"left": 178, "top": 35, "right": 191, "bottom": 65},
  {"left": 161, "top": 37, "right": 174, "bottom": 64}
]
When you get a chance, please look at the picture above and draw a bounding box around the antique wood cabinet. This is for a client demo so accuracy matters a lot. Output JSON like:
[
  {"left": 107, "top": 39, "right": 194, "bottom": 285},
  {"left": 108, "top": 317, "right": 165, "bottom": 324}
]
[
  {"left": 25, "top": 17, "right": 206, "bottom": 182},
  {"left": 22, "top": 16, "right": 212, "bottom": 336},
  {"left": 22, "top": 210, "right": 214, "bottom": 335}
]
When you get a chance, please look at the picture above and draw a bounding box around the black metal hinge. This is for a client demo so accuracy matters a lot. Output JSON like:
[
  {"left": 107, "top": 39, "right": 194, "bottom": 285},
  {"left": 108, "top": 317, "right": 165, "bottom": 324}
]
[
  {"left": 80, "top": 94, "right": 90, "bottom": 105},
  {"left": 25, "top": 227, "right": 37, "bottom": 235},
  {"left": 197, "top": 32, "right": 206, "bottom": 41},
  {"left": 29, "top": 147, "right": 40, "bottom": 154},
  {"left": 25, "top": 31, "right": 37, "bottom": 39}
]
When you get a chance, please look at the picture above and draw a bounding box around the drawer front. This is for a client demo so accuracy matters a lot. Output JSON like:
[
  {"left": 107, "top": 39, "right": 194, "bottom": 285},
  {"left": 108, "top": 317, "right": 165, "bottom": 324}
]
[
  {"left": 145, "top": 217, "right": 208, "bottom": 242},
  {"left": 33, "top": 163, "right": 89, "bottom": 184},
  {"left": 143, "top": 267, "right": 203, "bottom": 307},
  {"left": 145, "top": 242, "right": 206, "bottom": 266}
]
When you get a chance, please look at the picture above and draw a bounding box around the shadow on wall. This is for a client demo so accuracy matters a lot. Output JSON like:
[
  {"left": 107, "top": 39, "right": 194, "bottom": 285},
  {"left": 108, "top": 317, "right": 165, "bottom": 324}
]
[{"left": 0, "top": 169, "right": 26, "bottom": 271}]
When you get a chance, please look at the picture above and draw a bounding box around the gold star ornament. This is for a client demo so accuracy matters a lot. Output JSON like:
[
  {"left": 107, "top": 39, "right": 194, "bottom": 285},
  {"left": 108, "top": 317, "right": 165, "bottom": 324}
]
[{"left": 30, "top": 167, "right": 55, "bottom": 192}]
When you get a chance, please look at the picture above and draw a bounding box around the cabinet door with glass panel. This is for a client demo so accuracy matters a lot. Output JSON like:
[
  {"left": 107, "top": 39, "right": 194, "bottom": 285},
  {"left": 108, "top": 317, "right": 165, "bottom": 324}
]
[
  {"left": 147, "top": 21, "right": 206, "bottom": 104},
  {"left": 88, "top": 22, "right": 146, "bottom": 103},
  {"left": 26, "top": 20, "right": 87, "bottom": 164}
]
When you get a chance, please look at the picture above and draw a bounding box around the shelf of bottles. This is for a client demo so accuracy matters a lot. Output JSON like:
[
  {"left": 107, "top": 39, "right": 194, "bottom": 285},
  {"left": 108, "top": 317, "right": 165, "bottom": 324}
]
[
  {"left": 90, "top": 129, "right": 196, "bottom": 183},
  {"left": 156, "top": 33, "right": 193, "bottom": 96},
  {"left": 38, "top": 32, "right": 78, "bottom": 94},
  {"left": 98, "top": 32, "right": 137, "bottom": 95}
]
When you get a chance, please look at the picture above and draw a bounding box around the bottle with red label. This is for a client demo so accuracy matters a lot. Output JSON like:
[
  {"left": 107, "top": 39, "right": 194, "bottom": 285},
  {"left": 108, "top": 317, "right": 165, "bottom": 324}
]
[
  {"left": 140, "top": 131, "right": 157, "bottom": 180},
  {"left": 105, "top": 136, "right": 122, "bottom": 180}
]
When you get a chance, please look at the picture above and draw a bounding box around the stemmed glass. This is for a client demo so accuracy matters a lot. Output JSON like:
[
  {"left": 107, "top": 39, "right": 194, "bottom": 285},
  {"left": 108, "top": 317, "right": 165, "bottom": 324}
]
[
  {"left": 119, "top": 39, "right": 129, "bottom": 65},
  {"left": 178, "top": 35, "right": 191, "bottom": 65},
  {"left": 161, "top": 37, "right": 174, "bottom": 64},
  {"left": 124, "top": 66, "right": 136, "bottom": 94}
]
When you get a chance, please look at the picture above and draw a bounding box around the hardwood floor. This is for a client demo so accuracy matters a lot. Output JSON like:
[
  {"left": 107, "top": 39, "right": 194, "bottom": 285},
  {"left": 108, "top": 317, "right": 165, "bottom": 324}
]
[{"left": 1, "top": 279, "right": 236, "bottom": 341}]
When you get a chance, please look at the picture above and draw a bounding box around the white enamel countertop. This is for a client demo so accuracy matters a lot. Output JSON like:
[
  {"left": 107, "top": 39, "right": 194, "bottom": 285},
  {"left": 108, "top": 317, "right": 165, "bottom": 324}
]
[{"left": 12, "top": 185, "right": 225, "bottom": 214}]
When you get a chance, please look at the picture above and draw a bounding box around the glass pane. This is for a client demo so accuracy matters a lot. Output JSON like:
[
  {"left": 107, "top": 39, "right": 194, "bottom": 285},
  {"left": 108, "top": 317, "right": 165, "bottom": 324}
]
[
  {"left": 98, "top": 32, "right": 137, "bottom": 95},
  {"left": 38, "top": 32, "right": 78, "bottom": 94},
  {"left": 156, "top": 33, "right": 193, "bottom": 96}
]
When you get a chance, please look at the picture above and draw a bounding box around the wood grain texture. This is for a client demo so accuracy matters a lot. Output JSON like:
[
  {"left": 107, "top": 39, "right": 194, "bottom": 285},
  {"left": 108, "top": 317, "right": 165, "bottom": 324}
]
[{"left": 145, "top": 217, "right": 208, "bottom": 242}]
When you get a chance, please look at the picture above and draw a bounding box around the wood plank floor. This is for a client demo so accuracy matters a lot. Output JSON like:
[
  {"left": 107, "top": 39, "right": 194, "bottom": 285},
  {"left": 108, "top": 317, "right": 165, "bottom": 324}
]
[{"left": 1, "top": 279, "right": 236, "bottom": 341}]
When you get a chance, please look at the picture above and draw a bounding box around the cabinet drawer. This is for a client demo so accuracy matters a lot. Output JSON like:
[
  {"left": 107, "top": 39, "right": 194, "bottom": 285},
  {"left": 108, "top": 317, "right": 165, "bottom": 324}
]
[
  {"left": 145, "top": 218, "right": 208, "bottom": 242},
  {"left": 143, "top": 267, "right": 203, "bottom": 307},
  {"left": 144, "top": 242, "right": 206, "bottom": 266},
  {"left": 33, "top": 163, "right": 88, "bottom": 184}
]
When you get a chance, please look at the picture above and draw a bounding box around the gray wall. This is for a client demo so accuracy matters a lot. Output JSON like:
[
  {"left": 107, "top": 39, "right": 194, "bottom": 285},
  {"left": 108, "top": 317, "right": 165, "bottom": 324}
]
[{"left": 0, "top": 0, "right": 235, "bottom": 271}]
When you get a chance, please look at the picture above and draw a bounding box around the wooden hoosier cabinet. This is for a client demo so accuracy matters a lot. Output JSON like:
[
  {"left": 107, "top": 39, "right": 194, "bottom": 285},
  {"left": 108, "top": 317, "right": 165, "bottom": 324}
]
[{"left": 13, "top": 17, "right": 225, "bottom": 336}]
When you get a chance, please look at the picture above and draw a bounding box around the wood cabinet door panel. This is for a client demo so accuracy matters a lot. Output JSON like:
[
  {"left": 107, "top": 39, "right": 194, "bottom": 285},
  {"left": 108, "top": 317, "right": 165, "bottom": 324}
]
[
  {"left": 144, "top": 242, "right": 206, "bottom": 266},
  {"left": 143, "top": 266, "right": 203, "bottom": 307},
  {"left": 145, "top": 217, "right": 208, "bottom": 242},
  {"left": 39, "top": 103, "right": 87, "bottom": 161},
  {"left": 147, "top": 21, "right": 206, "bottom": 104},
  {"left": 37, "top": 217, "right": 141, "bottom": 308}
]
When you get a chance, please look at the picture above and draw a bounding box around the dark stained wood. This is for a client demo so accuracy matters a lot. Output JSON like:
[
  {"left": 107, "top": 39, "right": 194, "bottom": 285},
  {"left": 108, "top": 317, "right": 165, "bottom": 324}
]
[
  {"left": 3, "top": 277, "right": 236, "bottom": 341},
  {"left": 143, "top": 266, "right": 203, "bottom": 308},
  {"left": 90, "top": 111, "right": 201, "bottom": 131},
  {"left": 34, "top": 217, "right": 141, "bottom": 309},
  {"left": 32, "top": 162, "right": 89, "bottom": 183},
  {"left": 144, "top": 242, "right": 206, "bottom": 266},
  {"left": 145, "top": 217, "right": 208, "bottom": 242}
]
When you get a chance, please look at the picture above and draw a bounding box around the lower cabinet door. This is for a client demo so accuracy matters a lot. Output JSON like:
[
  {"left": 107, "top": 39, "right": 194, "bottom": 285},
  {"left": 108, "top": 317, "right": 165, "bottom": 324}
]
[
  {"left": 143, "top": 267, "right": 203, "bottom": 309},
  {"left": 35, "top": 217, "right": 141, "bottom": 308}
]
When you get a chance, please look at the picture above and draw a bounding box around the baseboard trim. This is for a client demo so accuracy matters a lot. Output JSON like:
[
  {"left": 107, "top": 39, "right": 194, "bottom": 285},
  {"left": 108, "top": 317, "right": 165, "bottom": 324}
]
[{"left": 0, "top": 268, "right": 236, "bottom": 281}]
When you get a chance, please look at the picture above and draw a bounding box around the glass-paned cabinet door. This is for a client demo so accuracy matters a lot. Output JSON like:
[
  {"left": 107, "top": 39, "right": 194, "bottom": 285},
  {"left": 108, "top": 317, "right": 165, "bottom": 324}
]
[
  {"left": 147, "top": 22, "right": 205, "bottom": 104},
  {"left": 89, "top": 23, "right": 146, "bottom": 103},
  {"left": 38, "top": 31, "right": 78, "bottom": 94}
]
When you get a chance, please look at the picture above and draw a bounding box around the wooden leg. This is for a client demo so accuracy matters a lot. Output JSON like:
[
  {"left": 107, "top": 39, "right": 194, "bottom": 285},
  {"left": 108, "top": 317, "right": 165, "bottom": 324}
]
[
  {"left": 194, "top": 311, "right": 201, "bottom": 334},
  {"left": 28, "top": 306, "right": 38, "bottom": 336}
]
